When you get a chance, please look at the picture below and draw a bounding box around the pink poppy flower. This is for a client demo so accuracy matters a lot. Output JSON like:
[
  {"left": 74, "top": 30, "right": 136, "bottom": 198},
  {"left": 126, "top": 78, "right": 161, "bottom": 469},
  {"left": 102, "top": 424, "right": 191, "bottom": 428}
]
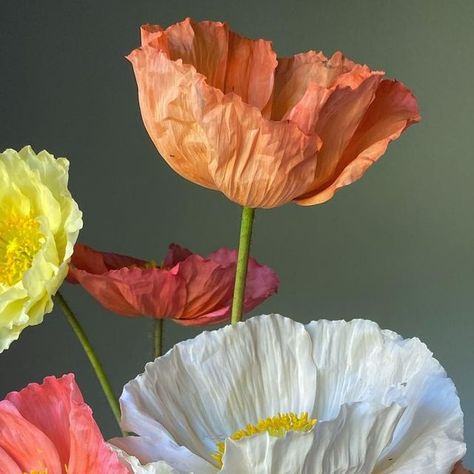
[
  {"left": 67, "top": 243, "right": 278, "bottom": 325},
  {"left": 127, "top": 18, "right": 420, "bottom": 209},
  {"left": 0, "top": 374, "right": 128, "bottom": 474}
]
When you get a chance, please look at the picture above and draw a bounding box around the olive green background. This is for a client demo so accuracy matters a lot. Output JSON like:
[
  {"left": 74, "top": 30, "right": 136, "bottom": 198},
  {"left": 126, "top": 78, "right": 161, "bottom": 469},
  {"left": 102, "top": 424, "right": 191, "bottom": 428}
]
[{"left": 1, "top": 0, "right": 473, "bottom": 467}]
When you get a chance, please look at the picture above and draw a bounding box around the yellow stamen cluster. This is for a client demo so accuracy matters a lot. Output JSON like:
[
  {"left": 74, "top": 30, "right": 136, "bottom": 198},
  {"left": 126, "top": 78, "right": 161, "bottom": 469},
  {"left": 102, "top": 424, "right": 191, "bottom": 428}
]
[
  {"left": 212, "top": 412, "right": 317, "bottom": 467},
  {"left": 0, "top": 213, "right": 44, "bottom": 285}
]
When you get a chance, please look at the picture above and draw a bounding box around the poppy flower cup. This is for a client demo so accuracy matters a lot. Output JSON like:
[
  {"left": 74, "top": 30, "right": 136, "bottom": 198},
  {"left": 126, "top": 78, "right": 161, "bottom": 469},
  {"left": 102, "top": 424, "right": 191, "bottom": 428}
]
[
  {"left": 68, "top": 243, "right": 278, "bottom": 325},
  {"left": 127, "top": 18, "right": 420, "bottom": 208}
]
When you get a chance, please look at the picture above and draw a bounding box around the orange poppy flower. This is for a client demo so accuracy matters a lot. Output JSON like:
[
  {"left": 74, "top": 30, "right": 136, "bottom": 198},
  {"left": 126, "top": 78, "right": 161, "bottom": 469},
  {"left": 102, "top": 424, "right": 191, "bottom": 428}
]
[
  {"left": 127, "top": 18, "right": 420, "bottom": 208},
  {"left": 67, "top": 243, "right": 278, "bottom": 326}
]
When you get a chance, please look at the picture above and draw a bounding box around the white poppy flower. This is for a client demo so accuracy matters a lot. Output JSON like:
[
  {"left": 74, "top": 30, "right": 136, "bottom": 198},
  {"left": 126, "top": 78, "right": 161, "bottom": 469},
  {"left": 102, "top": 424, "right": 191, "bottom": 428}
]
[{"left": 111, "top": 315, "right": 465, "bottom": 473}]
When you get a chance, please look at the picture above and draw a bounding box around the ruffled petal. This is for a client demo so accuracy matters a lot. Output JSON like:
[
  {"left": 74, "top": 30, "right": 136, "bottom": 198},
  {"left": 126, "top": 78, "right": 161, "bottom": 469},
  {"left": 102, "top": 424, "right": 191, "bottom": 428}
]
[
  {"left": 141, "top": 18, "right": 277, "bottom": 110},
  {"left": 220, "top": 402, "right": 403, "bottom": 474},
  {"left": 173, "top": 248, "right": 278, "bottom": 324},
  {"left": 111, "top": 435, "right": 214, "bottom": 474},
  {"left": 270, "top": 51, "right": 374, "bottom": 133},
  {"left": 221, "top": 430, "right": 313, "bottom": 473},
  {"left": 203, "top": 92, "right": 320, "bottom": 208},
  {"left": 5, "top": 374, "right": 79, "bottom": 466},
  {"left": 68, "top": 243, "right": 146, "bottom": 283},
  {"left": 172, "top": 254, "right": 234, "bottom": 320},
  {"left": 128, "top": 46, "right": 319, "bottom": 208},
  {"left": 127, "top": 47, "right": 217, "bottom": 189},
  {"left": 67, "top": 397, "right": 129, "bottom": 473},
  {"left": 120, "top": 315, "right": 316, "bottom": 467},
  {"left": 207, "top": 247, "right": 279, "bottom": 314},
  {"left": 305, "top": 319, "right": 465, "bottom": 472},
  {"left": 69, "top": 267, "right": 187, "bottom": 318},
  {"left": 112, "top": 445, "right": 181, "bottom": 474},
  {"left": 0, "top": 400, "right": 62, "bottom": 473},
  {"left": 5, "top": 374, "right": 127, "bottom": 474},
  {"left": 296, "top": 79, "right": 420, "bottom": 205}
]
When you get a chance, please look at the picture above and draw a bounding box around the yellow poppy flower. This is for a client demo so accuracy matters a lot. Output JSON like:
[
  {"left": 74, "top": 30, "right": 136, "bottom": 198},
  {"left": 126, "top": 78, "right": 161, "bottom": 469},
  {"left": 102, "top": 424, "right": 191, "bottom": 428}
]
[{"left": 0, "top": 146, "right": 82, "bottom": 352}]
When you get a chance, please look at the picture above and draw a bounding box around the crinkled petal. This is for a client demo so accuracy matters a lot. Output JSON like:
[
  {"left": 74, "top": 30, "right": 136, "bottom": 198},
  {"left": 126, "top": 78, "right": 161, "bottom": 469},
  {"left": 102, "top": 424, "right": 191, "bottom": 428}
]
[
  {"left": 69, "top": 267, "right": 187, "bottom": 318},
  {"left": 305, "top": 319, "right": 465, "bottom": 472},
  {"left": 0, "top": 400, "right": 62, "bottom": 473},
  {"left": 203, "top": 92, "right": 320, "bottom": 208},
  {"left": 5, "top": 374, "right": 127, "bottom": 474},
  {"left": 141, "top": 18, "right": 277, "bottom": 110},
  {"left": 68, "top": 243, "right": 146, "bottom": 283},
  {"left": 270, "top": 51, "right": 375, "bottom": 133},
  {"left": 207, "top": 247, "right": 279, "bottom": 314},
  {"left": 120, "top": 314, "right": 316, "bottom": 467},
  {"left": 296, "top": 79, "right": 420, "bottom": 205},
  {"left": 111, "top": 435, "right": 214, "bottom": 474},
  {"left": 220, "top": 402, "right": 403, "bottom": 474},
  {"left": 112, "top": 445, "right": 181, "bottom": 474},
  {"left": 172, "top": 254, "right": 234, "bottom": 320},
  {"left": 128, "top": 47, "right": 319, "bottom": 208}
]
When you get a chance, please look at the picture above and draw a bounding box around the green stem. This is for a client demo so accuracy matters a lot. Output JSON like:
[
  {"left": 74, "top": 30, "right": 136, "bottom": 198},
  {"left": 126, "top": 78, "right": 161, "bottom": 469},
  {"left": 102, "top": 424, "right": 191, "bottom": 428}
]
[
  {"left": 153, "top": 318, "right": 164, "bottom": 358},
  {"left": 54, "top": 291, "right": 123, "bottom": 433},
  {"left": 231, "top": 206, "right": 256, "bottom": 325}
]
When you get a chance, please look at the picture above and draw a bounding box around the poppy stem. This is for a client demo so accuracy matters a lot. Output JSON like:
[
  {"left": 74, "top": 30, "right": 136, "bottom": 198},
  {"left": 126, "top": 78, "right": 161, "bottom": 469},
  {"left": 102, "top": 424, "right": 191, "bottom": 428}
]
[
  {"left": 54, "top": 291, "right": 123, "bottom": 434},
  {"left": 231, "top": 206, "right": 256, "bottom": 325},
  {"left": 153, "top": 318, "right": 164, "bottom": 358}
]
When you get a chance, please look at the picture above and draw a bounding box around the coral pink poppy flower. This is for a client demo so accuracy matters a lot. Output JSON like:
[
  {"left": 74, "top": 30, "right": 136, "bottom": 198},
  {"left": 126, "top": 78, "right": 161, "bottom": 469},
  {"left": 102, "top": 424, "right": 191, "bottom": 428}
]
[
  {"left": 127, "top": 18, "right": 420, "bottom": 209},
  {"left": 67, "top": 243, "right": 278, "bottom": 325},
  {"left": 0, "top": 374, "right": 128, "bottom": 474}
]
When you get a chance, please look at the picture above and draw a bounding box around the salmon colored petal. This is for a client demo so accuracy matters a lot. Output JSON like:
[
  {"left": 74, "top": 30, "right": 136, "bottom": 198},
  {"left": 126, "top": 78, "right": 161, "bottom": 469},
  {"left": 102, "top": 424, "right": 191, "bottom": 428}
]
[
  {"left": 128, "top": 44, "right": 319, "bottom": 208},
  {"left": 204, "top": 92, "right": 320, "bottom": 208},
  {"left": 6, "top": 374, "right": 82, "bottom": 467},
  {"left": 0, "top": 400, "right": 62, "bottom": 473},
  {"left": 296, "top": 79, "right": 420, "bottom": 205},
  {"left": 208, "top": 247, "right": 280, "bottom": 313},
  {"left": 292, "top": 72, "right": 383, "bottom": 203},
  {"left": 1, "top": 375, "right": 127, "bottom": 474},
  {"left": 0, "top": 447, "right": 22, "bottom": 474},
  {"left": 174, "top": 254, "right": 234, "bottom": 319},
  {"left": 174, "top": 248, "right": 279, "bottom": 324},
  {"left": 223, "top": 31, "right": 276, "bottom": 110},
  {"left": 141, "top": 18, "right": 277, "bottom": 110},
  {"left": 128, "top": 47, "right": 217, "bottom": 189},
  {"left": 270, "top": 51, "right": 377, "bottom": 134},
  {"left": 67, "top": 395, "right": 128, "bottom": 473},
  {"left": 70, "top": 267, "right": 187, "bottom": 318},
  {"left": 68, "top": 243, "right": 146, "bottom": 283}
]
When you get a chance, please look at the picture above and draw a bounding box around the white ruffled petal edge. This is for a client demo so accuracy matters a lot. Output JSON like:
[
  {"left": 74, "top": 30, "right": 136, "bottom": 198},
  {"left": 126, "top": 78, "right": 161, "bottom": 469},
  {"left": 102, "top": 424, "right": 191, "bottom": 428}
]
[{"left": 305, "top": 319, "right": 466, "bottom": 473}]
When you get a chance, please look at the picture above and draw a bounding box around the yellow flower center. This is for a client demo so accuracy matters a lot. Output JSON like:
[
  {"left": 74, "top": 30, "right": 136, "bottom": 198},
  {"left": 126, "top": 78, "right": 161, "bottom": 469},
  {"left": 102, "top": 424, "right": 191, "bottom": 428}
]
[
  {"left": 0, "top": 212, "right": 44, "bottom": 285},
  {"left": 212, "top": 412, "right": 317, "bottom": 467}
]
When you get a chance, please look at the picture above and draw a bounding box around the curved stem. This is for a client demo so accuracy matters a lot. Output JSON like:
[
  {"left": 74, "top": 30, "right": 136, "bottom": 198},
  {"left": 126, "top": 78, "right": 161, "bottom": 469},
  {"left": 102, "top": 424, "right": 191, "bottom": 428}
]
[
  {"left": 54, "top": 291, "right": 123, "bottom": 433},
  {"left": 231, "top": 206, "right": 256, "bottom": 325},
  {"left": 153, "top": 318, "right": 164, "bottom": 358}
]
